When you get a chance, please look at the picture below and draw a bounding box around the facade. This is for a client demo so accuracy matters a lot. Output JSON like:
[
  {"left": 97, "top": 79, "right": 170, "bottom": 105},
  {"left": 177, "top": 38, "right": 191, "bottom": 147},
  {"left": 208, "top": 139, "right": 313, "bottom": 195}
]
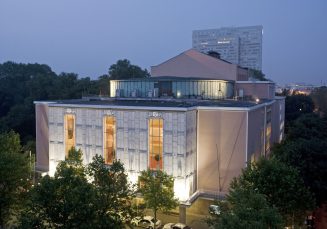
[
  {"left": 35, "top": 50, "right": 284, "bottom": 204},
  {"left": 192, "top": 26, "right": 263, "bottom": 70}
]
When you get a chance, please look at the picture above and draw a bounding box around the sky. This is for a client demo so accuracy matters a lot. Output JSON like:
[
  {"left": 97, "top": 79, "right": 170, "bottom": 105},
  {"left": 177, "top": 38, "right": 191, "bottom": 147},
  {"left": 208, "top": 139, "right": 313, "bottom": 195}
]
[{"left": 1, "top": 0, "right": 326, "bottom": 85}]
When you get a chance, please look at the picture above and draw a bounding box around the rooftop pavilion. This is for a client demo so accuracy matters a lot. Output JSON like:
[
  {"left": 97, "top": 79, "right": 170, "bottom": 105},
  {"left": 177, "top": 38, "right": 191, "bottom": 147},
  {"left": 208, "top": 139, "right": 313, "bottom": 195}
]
[{"left": 110, "top": 76, "right": 234, "bottom": 100}]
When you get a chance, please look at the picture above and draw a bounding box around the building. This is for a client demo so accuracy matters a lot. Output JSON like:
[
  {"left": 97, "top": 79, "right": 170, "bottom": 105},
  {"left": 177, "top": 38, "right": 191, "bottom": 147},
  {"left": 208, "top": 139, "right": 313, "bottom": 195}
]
[
  {"left": 192, "top": 25, "right": 263, "bottom": 70},
  {"left": 35, "top": 50, "right": 284, "bottom": 205}
]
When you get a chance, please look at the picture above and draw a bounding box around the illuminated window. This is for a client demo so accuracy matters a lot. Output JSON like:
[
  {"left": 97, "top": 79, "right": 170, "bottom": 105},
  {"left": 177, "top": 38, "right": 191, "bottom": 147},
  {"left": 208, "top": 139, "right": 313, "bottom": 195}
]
[
  {"left": 265, "top": 122, "right": 272, "bottom": 153},
  {"left": 104, "top": 116, "right": 116, "bottom": 165},
  {"left": 64, "top": 114, "right": 75, "bottom": 158},
  {"left": 149, "top": 118, "right": 163, "bottom": 170}
]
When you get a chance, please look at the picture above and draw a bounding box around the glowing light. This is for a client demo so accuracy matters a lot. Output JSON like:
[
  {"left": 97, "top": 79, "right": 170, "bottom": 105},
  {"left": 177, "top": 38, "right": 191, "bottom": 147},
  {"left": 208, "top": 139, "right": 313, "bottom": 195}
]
[
  {"left": 255, "top": 98, "right": 260, "bottom": 103},
  {"left": 128, "top": 172, "right": 139, "bottom": 185},
  {"left": 174, "top": 179, "right": 189, "bottom": 201},
  {"left": 176, "top": 91, "right": 181, "bottom": 98},
  {"left": 48, "top": 161, "right": 57, "bottom": 176},
  {"left": 217, "top": 40, "right": 230, "bottom": 44}
]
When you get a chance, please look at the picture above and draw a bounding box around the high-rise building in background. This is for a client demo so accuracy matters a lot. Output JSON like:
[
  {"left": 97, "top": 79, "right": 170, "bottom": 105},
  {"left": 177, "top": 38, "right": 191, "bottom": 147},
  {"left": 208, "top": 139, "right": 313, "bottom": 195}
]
[{"left": 192, "top": 25, "right": 263, "bottom": 70}]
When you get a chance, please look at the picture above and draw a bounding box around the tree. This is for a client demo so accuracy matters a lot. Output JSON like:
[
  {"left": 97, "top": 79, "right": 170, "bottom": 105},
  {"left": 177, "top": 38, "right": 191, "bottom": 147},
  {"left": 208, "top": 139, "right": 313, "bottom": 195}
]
[
  {"left": 248, "top": 69, "right": 268, "bottom": 81},
  {"left": 108, "top": 59, "right": 150, "bottom": 80},
  {"left": 19, "top": 149, "right": 134, "bottom": 229},
  {"left": 0, "top": 131, "right": 30, "bottom": 228},
  {"left": 310, "top": 86, "right": 327, "bottom": 117},
  {"left": 285, "top": 94, "right": 314, "bottom": 123},
  {"left": 97, "top": 74, "right": 110, "bottom": 96},
  {"left": 236, "top": 158, "right": 314, "bottom": 227},
  {"left": 138, "top": 169, "right": 178, "bottom": 223},
  {"left": 19, "top": 148, "right": 100, "bottom": 228},
  {"left": 272, "top": 114, "right": 327, "bottom": 206},
  {"left": 0, "top": 61, "right": 101, "bottom": 146},
  {"left": 285, "top": 113, "right": 327, "bottom": 141},
  {"left": 273, "top": 138, "right": 327, "bottom": 207},
  {"left": 207, "top": 185, "right": 282, "bottom": 229},
  {"left": 87, "top": 155, "right": 135, "bottom": 228}
]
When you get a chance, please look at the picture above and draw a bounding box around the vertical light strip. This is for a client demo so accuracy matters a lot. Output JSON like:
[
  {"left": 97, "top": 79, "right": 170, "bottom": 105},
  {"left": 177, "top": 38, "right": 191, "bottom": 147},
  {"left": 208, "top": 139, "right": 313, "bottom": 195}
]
[
  {"left": 103, "top": 116, "right": 116, "bottom": 165},
  {"left": 148, "top": 118, "right": 163, "bottom": 170},
  {"left": 64, "top": 114, "right": 75, "bottom": 158}
]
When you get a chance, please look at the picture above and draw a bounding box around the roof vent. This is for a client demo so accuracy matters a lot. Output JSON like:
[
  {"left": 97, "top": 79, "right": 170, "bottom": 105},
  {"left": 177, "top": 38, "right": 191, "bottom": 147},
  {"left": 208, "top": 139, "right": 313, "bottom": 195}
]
[{"left": 207, "top": 51, "right": 221, "bottom": 59}]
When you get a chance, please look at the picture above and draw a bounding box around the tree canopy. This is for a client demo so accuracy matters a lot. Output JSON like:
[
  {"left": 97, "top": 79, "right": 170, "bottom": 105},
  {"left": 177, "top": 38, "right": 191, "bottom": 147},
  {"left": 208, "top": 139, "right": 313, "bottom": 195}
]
[
  {"left": 285, "top": 94, "right": 314, "bottom": 123},
  {"left": 87, "top": 155, "right": 136, "bottom": 227},
  {"left": 272, "top": 114, "right": 327, "bottom": 206},
  {"left": 138, "top": 169, "right": 178, "bottom": 222},
  {"left": 0, "top": 131, "right": 31, "bottom": 228},
  {"left": 248, "top": 69, "right": 268, "bottom": 81},
  {"left": 235, "top": 158, "right": 314, "bottom": 227},
  {"left": 108, "top": 59, "right": 150, "bottom": 80},
  {"left": 207, "top": 186, "right": 282, "bottom": 229},
  {"left": 19, "top": 148, "right": 133, "bottom": 229}
]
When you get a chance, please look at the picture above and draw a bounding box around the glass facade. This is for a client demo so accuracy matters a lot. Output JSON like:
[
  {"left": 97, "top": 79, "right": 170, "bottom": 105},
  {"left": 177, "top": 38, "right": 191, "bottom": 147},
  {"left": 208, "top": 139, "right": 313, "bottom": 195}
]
[
  {"left": 103, "top": 116, "right": 116, "bottom": 164},
  {"left": 110, "top": 78, "right": 234, "bottom": 99},
  {"left": 148, "top": 118, "right": 163, "bottom": 170},
  {"left": 64, "top": 114, "right": 75, "bottom": 157}
]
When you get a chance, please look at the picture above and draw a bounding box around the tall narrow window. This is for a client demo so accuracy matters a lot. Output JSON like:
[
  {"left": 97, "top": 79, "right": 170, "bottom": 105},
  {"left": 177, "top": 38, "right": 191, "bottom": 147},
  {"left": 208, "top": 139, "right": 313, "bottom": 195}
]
[
  {"left": 64, "top": 114, "right": 75, "bottom": 158},
  {"left": 149, "top": 118, "right": 163, "bottom": 170},
  {"left": 104, "top": 116, "right": 116, "bottom": 164}
]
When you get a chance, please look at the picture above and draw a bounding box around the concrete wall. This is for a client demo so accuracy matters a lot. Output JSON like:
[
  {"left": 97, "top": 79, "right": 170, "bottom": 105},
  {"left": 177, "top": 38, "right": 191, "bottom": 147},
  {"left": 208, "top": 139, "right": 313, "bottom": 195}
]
[
  {"left": 237, "top": 67, "right": 249, "bottom": 81},
  {"left": 197, "top": 109, "right": 247, "bottom": 194},
  {"left": 235, "top": 82, "right": 275, "bottom": 99},
  {"left": 151, "top": 49, "right": 239, "bottom": 81},
  {"left": 35, "top": 103, "right": 49, "bottom": 171}
]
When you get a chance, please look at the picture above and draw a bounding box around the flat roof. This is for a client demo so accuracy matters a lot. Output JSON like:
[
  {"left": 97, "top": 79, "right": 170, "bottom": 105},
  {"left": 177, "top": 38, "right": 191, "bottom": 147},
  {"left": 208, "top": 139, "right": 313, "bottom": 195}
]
[
  {"left": 35, "top": 98, "right": 274, "bottom": 111},
  {"left": 110, "top": 76, "right": 233, "bottom": 82}
]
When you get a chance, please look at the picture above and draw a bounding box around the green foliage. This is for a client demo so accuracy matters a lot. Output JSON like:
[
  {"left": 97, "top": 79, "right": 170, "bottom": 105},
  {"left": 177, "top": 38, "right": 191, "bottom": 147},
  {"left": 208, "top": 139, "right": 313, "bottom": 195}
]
[
  {"left": 87, "top": 156, "right": 135, "bottom": 228},
  {"left": 19, "top": 148, "right": 99, "bottom": 228},
  {"left": 310, "top": 86, "right": 327, "bottom": 117},
  {"left": 236, "top": 158, "right": 314, "bottom": 227},
  {"left": 0, "top": 60, "right": 148, "bottom": 148},
  {"left": 108, "top": 59, "right": 150, "bottom": 80},
  {"left": 0, "top": 62, "right": 100, "bottom": 145},
  {"left": 207, "top": 186, "right": 282, "bottom": 229},
  {"left": 285, "top": 94, "right": 314, "bottom": 123},
  {"left": 19, "top": 149, "right": 133, "bottom": 228},
  {"left": 272, "top": 114, "right": 327, "bottom": 206},
  {"left": 0, "top": 131, "right": 31, "bottom": 228},
  {"left": 273, "top": 138, "right": 327, "bottom": 206},
  {"left": 286, "top": 113, "right": 327, "bottom": 140},
  {"left": 248, "top": 69, "right": 268, "bottom": 81},
  {"left": 138, "top": 169, "right": 178, "bottom": 222},
  {"left": 97, "top": 74, "right": 110, "bottom": 96}
]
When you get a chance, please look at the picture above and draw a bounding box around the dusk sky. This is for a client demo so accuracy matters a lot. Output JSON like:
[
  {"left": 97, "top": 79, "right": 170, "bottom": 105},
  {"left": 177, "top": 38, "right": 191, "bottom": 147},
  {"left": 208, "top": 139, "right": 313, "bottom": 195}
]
[{"left": 1, "top": 0, "right": 326, "bottom": 85}]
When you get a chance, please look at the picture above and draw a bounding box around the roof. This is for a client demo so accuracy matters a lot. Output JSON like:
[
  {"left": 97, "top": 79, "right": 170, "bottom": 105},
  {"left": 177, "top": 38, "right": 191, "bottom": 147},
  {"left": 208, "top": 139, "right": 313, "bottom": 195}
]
[
  {"left": 110, "top": 76, "right": 232, "bottom": 83},
  {"left": 150, "top": 49, "right": 243, "bottom": 81},
  {"left": 35, "top": 97, "right": 274, "bottom": 111}
]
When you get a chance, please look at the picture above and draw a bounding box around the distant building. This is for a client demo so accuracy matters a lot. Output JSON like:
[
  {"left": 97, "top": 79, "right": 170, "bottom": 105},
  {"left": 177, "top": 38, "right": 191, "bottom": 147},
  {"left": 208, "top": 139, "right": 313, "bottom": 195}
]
[
  {"left": 35, "top": 49, "right": 284, "bottom": 205},
  {"left": 192, "top": 25, "right": 263, "bottom": 70}
]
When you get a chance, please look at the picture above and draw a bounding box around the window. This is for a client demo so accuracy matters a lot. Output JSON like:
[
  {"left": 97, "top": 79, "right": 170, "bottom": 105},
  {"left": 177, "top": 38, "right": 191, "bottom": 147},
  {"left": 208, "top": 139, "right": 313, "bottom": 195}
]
[
  {"left": 104, "top": 116, "right": 116, "bottom": 164},
  {"left": 64, "top": 114, "right": 75, "bottom": 158},
  {"left": 148, "top": 118, "right": 163, "bottom": 170}
]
